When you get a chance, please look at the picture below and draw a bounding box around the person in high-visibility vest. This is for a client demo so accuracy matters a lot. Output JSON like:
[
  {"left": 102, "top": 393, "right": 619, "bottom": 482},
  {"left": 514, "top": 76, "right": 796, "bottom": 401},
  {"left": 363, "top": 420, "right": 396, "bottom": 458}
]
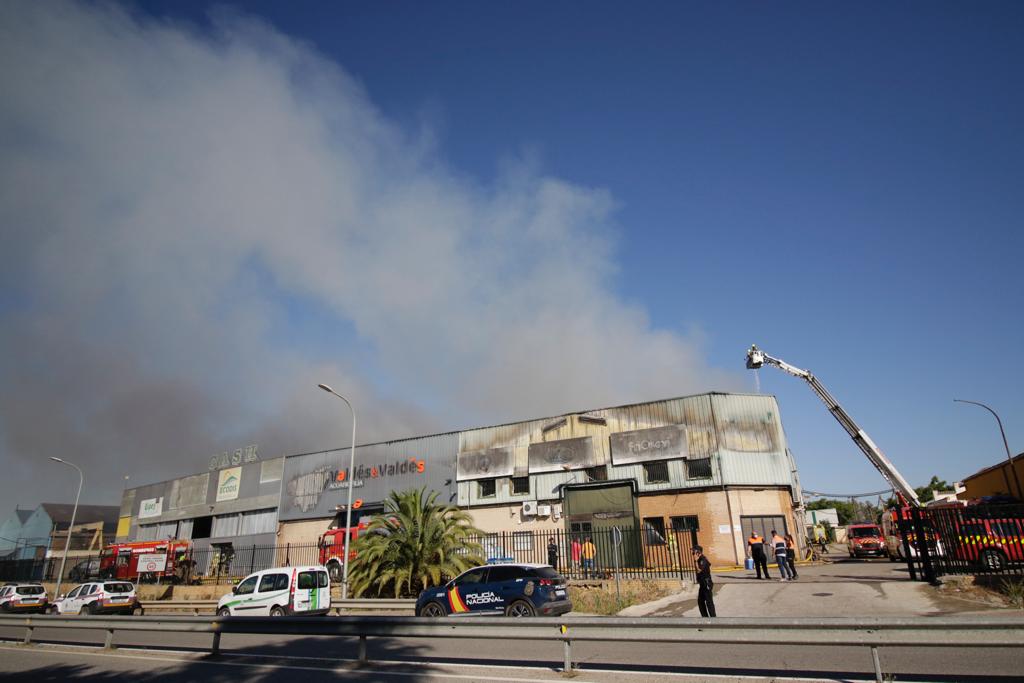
[{"left": 748, "top": 532, "right": 770, "bottom": 580}]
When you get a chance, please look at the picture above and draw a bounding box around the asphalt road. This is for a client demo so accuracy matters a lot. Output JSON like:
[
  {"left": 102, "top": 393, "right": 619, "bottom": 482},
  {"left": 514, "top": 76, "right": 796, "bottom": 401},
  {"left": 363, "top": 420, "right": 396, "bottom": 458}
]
[
  {"left": 1, "top": 556, "right": 1020, "bottom": 682},
  {"left": 1, "top": 620, "right": 1021, "bottom": 682}
]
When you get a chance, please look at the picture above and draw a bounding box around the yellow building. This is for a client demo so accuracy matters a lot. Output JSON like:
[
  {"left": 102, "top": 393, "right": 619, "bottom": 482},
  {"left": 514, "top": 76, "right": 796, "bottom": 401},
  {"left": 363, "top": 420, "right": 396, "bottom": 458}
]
[{"left": 959, "top": 452, "right": 1024, "bottom": 501}]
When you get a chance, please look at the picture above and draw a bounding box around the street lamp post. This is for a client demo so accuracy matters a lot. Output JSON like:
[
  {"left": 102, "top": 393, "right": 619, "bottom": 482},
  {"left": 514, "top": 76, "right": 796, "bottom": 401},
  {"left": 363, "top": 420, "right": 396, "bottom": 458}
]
[
  {"left": 50, "top": 457, "right": 83, "bottom": 600},
  {"left": 954, "top": 399, "right": 1022, "bottom": 500},
  {"left": 317, "top": 383, "right": 357, "bottom": 599}
]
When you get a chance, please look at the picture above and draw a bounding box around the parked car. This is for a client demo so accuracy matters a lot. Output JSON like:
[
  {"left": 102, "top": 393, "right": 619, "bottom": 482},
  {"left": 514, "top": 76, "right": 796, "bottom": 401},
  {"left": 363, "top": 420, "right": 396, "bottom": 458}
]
[
  {"left": 68, "top": 557, "right": 102, "bottom": 582},
  {"left": 415, "top": 563, "right": 571, "bottom": 617},
  {"left": 0, "top": 583, "right": 49, "bottom": 613},
  {"left": 847, "top": 524, "right": 888, "bottom": 558},
  {"left": 51, "top": 581, "right": 141, "bottom": 615},
  {"left": 217, "top": 566, "right": 331, "bottom": 617}
]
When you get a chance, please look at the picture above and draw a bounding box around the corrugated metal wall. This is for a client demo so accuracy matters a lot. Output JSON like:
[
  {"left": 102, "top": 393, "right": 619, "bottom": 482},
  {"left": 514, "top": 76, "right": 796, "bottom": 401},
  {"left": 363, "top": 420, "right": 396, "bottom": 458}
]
[{"left": 456, "top": 393, "right": 794, "bottom": 507}]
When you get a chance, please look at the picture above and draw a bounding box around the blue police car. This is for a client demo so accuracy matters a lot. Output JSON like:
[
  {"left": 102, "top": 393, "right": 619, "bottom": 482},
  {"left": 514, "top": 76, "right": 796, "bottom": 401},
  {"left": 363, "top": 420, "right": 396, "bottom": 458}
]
[{"left": 415, "top": 563, "right": 571, "bottom": 617}]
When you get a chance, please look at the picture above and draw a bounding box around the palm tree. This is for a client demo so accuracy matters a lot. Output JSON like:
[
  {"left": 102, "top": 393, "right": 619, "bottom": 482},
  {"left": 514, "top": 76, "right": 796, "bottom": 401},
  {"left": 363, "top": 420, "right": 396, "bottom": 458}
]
[{"left": 348, "top": 487, "right": 485, "bottom": 598}]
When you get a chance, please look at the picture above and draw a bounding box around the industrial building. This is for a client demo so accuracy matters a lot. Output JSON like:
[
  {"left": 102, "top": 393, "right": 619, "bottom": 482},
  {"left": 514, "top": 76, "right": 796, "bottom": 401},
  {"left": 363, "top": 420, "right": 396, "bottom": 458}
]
[{"left": 119, "top": 392, "right": 804, "bottom": 569}]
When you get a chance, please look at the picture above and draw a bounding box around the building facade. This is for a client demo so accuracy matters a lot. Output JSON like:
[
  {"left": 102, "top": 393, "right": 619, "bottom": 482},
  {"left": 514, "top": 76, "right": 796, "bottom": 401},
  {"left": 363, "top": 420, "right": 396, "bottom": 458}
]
[{"left": 119, "top": 392, "right": 804, "bottom": 571}]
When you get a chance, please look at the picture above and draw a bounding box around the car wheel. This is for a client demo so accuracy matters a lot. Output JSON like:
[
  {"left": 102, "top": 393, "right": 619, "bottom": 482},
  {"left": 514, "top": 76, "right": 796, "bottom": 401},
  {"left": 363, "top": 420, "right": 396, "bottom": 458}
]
[
  {"left": 420, "top": 602, "right": 446, "bottom": 618},
  {"left": 327, "top": 562, "right": 342, "bottom": 584},
  {"left": 505, "top": 600, "right": 535, "bottom": 617},
  {"left": 217, "top": 607, "right": 231, "bottom": 617},
  {"left": 132, "top": 605, "right": 144, "bottom": 616},
  {"left": 80, "top": 604, "right": 93, "bottom": 616},
  {"left": 981, "top": 548, "right": 1007, "bottom": 572},
  {"left": 270, "top": 606, "right": 287, "bottom": 617}
]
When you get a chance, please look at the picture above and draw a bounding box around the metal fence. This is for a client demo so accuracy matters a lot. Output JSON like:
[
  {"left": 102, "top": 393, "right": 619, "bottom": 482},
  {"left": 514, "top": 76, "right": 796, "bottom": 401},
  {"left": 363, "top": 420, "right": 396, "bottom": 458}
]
[
  {"left": 4, "top": 613, "right": 1023, "bottom": 683},
  {"left": 0, "top": 527, "right": 695, "bottom": 585},
  {"left": 898, "top": 503, "right": 1024, "bottom": 582}
]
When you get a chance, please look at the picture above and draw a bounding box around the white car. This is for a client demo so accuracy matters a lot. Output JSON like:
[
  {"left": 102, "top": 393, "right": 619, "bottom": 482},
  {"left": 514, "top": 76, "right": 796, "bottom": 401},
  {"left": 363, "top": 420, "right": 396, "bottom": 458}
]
[
  {"left": 0, "top": 583, "right": 49, "bottom": 613},
  {"left": 217, "top": 566, "right": 331, "bottom": 617},
  {"left": 51, "top": 581, "right": 141, "bottom": 615}
]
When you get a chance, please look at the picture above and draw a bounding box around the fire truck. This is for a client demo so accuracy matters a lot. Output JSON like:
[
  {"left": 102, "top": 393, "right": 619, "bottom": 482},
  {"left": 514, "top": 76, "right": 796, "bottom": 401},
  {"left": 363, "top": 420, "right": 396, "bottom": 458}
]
[
  {"left": 318, "top": 522, "right": 370, "bottom": 583},
  {"left": 98, "top": 540, "right": 193, "bottom": 583}
]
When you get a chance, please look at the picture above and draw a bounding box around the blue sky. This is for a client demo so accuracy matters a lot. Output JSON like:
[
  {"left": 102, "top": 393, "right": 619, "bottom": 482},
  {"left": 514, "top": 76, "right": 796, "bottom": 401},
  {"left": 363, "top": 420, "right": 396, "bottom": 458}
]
[{"left": 1, "top": 1, "right": 1021, "bottom": 507}]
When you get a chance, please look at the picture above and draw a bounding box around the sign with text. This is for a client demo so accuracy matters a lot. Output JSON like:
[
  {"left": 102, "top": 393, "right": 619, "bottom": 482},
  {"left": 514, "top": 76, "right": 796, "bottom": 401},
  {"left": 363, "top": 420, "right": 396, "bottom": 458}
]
[
  {"left": 609, "top": 425, "right": 688, "bottom": 465},
  {"left": 138, "top": 497, "right": 163, "bottom": 519},
  {"left": 528, "top": 437, "right": 597, "bottom": 474},
  {"left": 216, "top": 466, "right": 242, "bottom": 502},
  {"left": 457, "top": 447, "right": 514, "bottom": 481},
  {"left": 209, "top": 444, "right": 259, "bottom": 471},
  {"left": 138, "top": 553, "right": 167, "bottom": 573}
]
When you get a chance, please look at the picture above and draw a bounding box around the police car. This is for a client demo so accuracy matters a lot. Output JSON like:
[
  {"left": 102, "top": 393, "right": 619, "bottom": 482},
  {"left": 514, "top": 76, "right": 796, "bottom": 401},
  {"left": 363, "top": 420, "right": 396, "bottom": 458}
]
[
  {"left": 415, "top": 563, "right": 571, "bottom": 617},
  {"left": 0, "top": 583, "right": 48, "bottom": 613}
]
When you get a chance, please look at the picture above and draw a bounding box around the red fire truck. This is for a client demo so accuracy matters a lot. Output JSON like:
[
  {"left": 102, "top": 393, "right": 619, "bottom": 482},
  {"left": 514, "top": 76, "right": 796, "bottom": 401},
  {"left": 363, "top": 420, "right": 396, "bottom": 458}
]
[
  {"left": 98, "top": 540, "right": 193, "bottom": 583},
  {"left": 318, "top": 523, "right": 370, "bottom": 583}
]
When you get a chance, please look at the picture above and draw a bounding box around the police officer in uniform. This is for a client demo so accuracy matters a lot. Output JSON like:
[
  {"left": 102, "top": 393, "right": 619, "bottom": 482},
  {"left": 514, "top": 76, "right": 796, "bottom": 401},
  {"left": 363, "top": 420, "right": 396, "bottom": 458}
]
[{"left": 693, "top": 545, "right": 716, "bottom": 617}]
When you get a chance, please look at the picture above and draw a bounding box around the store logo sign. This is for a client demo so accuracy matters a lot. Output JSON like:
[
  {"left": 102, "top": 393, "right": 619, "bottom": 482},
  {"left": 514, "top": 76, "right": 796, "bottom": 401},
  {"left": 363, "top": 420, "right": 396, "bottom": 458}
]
[{"left": 217, "top": 467, "right": 242, "bottom": 501}]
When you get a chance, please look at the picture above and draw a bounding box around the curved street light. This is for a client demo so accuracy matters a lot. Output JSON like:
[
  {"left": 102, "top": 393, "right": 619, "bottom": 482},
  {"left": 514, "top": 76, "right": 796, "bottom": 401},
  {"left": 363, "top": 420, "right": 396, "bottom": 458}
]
[
  {"left": 954, "top": 399, "right": 1021, "bottom": 500},
  {"left": 317, "top": 383, "right": 357, "bottom": 599},
  {"left": 50, "top": 457, "right": 83, "bottom": 600}
]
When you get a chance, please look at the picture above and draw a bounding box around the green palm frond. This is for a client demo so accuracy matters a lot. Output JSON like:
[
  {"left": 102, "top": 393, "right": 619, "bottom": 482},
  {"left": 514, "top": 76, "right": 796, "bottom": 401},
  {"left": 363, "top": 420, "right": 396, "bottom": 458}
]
[{"left": 348, "top": 487, "right": 484, "bottom": 597}]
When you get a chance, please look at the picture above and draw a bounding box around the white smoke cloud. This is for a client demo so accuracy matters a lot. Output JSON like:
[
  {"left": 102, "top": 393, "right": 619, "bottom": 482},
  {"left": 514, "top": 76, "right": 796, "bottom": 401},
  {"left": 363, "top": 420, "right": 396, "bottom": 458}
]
[{"left": 0, "top": 1, "right": 737, "bottom": 507}]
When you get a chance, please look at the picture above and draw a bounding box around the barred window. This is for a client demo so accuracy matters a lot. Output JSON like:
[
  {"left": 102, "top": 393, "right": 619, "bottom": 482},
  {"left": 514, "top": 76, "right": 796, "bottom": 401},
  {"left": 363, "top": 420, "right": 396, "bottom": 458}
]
[
  {"left": 511, "top": 477, "right": 530, "bottom": 495},
  {"left": 585, "top": 466, "right": 608, "bottom": 482},
  {"left": 643, "top": 461, "right": 670, "bottom": 484},
  {"left": 686, "top": 458, "right": 713, "bottom": 479},
  {"left": 479, "top": 479, "right": 496, "bottom": 498}
]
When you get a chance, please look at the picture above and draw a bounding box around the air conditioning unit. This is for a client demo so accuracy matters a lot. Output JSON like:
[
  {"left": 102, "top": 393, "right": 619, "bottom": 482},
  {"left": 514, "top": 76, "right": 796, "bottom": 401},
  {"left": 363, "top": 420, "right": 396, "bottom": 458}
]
[
  {"left": 521, "top": 501, "right": 538, "bottom": 517},
  {"left": 553, "top": 504, "right": 562, "bottom": 520},
  {"left": 537, "top": 504, "right": 552, "bottom": 517}
]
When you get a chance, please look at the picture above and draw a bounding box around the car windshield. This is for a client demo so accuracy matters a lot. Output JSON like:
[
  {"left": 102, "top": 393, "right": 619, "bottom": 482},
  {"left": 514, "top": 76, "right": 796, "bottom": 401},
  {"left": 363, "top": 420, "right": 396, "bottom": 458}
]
[
  {"left": 103, "top": 583, "right": 134, "bottom": 594},
  {"left": 16, "top": 586, "right": 44, "bottom": 595},
  {"left": 851, "top": 528, "right": 881, "bottom": 538}
]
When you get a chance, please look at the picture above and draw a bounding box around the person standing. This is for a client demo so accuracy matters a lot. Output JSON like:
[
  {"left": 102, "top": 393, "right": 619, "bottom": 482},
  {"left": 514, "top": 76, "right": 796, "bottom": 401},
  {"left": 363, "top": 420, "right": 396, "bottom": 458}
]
[
  {"left": 747, "top": 532, "right": 770, "bottom": 580},
  {"left": 784, "top": 533, "right": 799, "bottom": 579},
  {"left": 581, "top": 537, "right": 596, "bottom": 578},
  {"left": 547, "top": 537, "right": 559, "bottom": 571},
  {"left": 693, "top": 545, "right": 716, "bottom": 617},
  {"left": 571, "top": 537, "right": 582, "bottom": 575},
  {"left": 771, "top": 530, "right": 792, "bottom": 581}
]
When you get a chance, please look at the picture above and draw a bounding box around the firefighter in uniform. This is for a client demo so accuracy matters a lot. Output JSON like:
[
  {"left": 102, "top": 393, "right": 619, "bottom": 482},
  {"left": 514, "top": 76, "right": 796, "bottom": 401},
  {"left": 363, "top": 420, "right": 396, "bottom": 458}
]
[
  {"left": 693, "top": 545, "right": 716, "bottom": 617},
  {"left": 748, "top": 532, "right": 770, "bottom": 579}
]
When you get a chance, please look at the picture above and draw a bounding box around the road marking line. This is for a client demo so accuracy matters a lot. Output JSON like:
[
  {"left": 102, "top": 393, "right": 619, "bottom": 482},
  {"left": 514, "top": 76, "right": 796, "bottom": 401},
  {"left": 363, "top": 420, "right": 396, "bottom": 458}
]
[{"left": 0, "top": 642, "right": 882, "bottom": 682}]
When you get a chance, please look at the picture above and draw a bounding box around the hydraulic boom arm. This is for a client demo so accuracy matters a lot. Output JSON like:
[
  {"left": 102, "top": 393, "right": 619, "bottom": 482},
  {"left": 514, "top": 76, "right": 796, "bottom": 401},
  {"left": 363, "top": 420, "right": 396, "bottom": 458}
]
[{"left": 745, "top": 345, "right": 920, "bottom": 507}]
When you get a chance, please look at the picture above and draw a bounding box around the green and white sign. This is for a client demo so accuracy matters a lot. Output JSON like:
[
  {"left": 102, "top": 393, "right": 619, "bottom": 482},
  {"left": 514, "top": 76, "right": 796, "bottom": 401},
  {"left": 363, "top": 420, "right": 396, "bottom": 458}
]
[{"left": 216, "top": 466, "right": 242, "bottom": 502}]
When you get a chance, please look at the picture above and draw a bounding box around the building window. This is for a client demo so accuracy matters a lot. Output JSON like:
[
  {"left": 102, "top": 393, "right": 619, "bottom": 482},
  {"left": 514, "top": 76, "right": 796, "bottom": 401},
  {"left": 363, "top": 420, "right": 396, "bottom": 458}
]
[
  {"left": 478, "top": 479, "right": 496, "bottom": 498},
  {"left": 511, "top": 477, "right": 530, "bottom": 496},
  {"left": 687, "top": 458, "right": 713, "bottom": 479},
  {"left": 643, "top": 461, "right": 670, "bottom": 484},
  {"left": 671, "top": 515, "right": 700, "bottom": 532},
  {"left": 513, "top": 531, "right": 533, "bottom": 551},
  {"left": 643, "top": 517, "right": 667, "bottom": 545},
  {"left": 585, "top": 466, "right": 607, "bottom": 482}
]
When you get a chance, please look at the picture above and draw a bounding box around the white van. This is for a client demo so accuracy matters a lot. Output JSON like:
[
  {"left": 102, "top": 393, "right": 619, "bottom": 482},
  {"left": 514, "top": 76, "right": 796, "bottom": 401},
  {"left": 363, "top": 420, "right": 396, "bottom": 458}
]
[{"left": 217, "top": 566, "right": 331, "bottom": 616}]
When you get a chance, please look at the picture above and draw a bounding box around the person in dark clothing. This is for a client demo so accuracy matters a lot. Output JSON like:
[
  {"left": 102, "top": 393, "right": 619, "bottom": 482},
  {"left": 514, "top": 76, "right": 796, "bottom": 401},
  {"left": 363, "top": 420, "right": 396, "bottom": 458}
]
[
  {"left": 784, "top": 533, "right": 799, "bottom": 579},
  {"left": 747, "top": 532, "right": 770, "bottom": 579},
  {"left": 693, "top": 545, "right": 716, "bottom": 617},
  {"left": 547, "top": 537, "right": 559, "bottom": 571}
]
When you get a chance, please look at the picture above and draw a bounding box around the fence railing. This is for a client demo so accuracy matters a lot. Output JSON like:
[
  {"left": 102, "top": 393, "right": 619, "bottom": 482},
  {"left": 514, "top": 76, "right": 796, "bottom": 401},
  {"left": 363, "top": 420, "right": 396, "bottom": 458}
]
[
  {"left": 898, "top": 503, "right": 1024, "bottom": 582},
  {"left": 3, "top": 613, "right": 1022, "bottom": 683},
  {"left": 0, "top": 527, "right": 695, "bottom": 585}
]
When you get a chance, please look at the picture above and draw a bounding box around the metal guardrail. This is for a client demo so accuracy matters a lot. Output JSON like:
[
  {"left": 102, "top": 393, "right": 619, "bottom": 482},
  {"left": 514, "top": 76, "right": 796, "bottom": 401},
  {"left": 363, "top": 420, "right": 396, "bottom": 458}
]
[
  {"left": 3, "top": 614, "right": 1022, "bottom": 683},
  {"left": 138, "top": 598, "right": 415, "bottom": 615}
]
